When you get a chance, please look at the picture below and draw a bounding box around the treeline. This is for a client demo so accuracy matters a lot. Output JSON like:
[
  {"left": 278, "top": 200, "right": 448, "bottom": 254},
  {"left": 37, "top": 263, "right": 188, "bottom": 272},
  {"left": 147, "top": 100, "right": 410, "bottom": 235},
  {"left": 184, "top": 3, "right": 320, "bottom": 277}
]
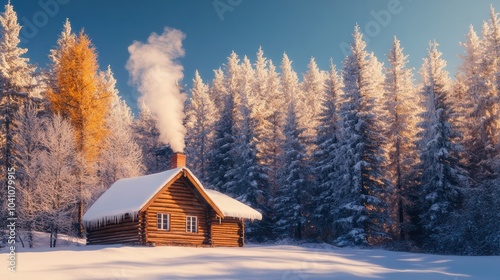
[{"left": 184, "top": 9, "right": 500, "bottom": 255}]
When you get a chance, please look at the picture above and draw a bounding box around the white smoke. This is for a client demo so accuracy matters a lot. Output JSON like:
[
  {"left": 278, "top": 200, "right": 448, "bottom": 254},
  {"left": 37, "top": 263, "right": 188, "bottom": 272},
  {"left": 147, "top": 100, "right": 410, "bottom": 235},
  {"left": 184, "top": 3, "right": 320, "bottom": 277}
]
[{"left": 126, "top": 27, "right": 186, "bottom": 152}]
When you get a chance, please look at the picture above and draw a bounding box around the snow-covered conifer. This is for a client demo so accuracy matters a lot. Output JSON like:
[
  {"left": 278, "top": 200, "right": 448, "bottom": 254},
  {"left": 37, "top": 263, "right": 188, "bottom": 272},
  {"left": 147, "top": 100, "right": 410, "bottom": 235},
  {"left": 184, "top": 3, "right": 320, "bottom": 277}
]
[
  {"left": 0, "top": 1, "right": 36, "bottom": 221},
  {"left": 414, "top": 42, "right": 469, "bottom": 251},
  {"left": 98, "top": 67, "right": 143, "bottom": 192},
  {"left": 185, "top": 70, "right": 217, "bottom": 183},
  {"left": 300, "top": 57, "right": 326, "bottom": 142},
  {"left": 274, "top": 97, "right": 309, "bottom": 240},
  {"left": 313, "top": 61, "right": 343, "bottom": 242},
  {"left": 383, "top": 37, "right": 420, "bottom": 240},
  {"left": 207, "top": 52, "right": 240, "bottom": 192},
  {"left": 333, "top": 26, "right": 389, "bottom": 246},
  {"left": 280, "top": 53, "right": 300, "bottom": 103}
]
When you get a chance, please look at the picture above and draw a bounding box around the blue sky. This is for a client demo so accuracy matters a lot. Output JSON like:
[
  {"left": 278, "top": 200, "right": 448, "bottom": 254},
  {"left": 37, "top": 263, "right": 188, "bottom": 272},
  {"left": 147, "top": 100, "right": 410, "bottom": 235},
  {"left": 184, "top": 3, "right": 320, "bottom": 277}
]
[{"left": 10, "top": 0, "right": 500, "bottom": 113}]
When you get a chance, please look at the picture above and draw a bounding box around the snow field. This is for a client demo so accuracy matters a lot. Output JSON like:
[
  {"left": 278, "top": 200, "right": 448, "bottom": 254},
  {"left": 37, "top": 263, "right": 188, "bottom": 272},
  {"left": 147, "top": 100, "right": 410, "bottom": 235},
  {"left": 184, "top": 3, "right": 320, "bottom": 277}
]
[{"left": 2, "top": 242, "right": 499, "bottom": 280}]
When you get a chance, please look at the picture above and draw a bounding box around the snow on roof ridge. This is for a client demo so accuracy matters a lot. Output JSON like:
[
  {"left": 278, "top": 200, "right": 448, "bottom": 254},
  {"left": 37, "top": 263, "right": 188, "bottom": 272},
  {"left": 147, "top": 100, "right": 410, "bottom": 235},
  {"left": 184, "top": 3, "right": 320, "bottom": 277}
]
[{"left": 83, "top": 167, "right": 261, "bottom": 227}]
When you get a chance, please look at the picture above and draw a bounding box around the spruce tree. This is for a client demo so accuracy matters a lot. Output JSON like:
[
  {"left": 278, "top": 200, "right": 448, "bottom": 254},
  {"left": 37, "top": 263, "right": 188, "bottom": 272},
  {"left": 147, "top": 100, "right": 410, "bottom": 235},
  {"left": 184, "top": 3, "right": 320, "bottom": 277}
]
[
  {"left": 414, "top": 42, "right": 469, "bottom": 251},
  {"left": 334, "top": 26, "right": 389, "bottom": 246},
  {"left": 313, "top": 61, "right": 343, "bottom": 242},
  {"left": 185, "top": 70, "right": 217, "bottom": 183},
  {"left": 300, "top": 57, "right": 326, "bottom": 143},
  {"left": 98, "top": 67, "right": 143, "bottom": 193},
  {"left": 208, "top": 52, "right": 240, "bottom": 192},
  {"left": 274, "top": 98, "right": 309, "bottom": 240},
  {"left": 383, "top": 37, "right": 420, "bottom": 241}
]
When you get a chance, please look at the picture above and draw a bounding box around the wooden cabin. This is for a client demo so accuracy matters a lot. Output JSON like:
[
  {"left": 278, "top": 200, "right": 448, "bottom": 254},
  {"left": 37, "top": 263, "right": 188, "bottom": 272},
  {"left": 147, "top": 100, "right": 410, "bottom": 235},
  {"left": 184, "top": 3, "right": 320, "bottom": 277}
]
[{"left": 82, "top": 153, "right": 262, "bottom": 247}]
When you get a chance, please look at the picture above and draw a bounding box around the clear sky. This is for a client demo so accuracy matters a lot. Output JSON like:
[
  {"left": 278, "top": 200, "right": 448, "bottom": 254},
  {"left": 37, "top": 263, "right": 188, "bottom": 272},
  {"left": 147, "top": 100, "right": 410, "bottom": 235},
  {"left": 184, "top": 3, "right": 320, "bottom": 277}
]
[{"left": 10, "top": 0, "right": 500, "bottom": 112}]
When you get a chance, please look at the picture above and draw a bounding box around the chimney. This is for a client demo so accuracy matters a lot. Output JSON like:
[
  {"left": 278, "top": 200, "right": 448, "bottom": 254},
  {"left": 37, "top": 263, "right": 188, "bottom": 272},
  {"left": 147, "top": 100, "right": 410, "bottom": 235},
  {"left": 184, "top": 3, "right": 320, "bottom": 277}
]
[{"left": 170, "top": 152, "right": 186, "bottom": 169}]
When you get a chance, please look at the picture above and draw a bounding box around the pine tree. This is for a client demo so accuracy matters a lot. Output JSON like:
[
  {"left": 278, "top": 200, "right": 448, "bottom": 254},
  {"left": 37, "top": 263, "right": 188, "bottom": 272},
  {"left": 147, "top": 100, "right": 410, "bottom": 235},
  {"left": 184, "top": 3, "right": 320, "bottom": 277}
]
[
  {"left": 251, "top": 48, "right": 272, "bottom": 168},
  {"left": 208, "top": 52, "right": 240, "bottom": 192},
  {"left": 280, "top": 53, "right": 300, "bottom": 103},
  {"left": 313, "top": 60, "right": 343, "bottom": 242},
  {"left": 98, "top": 67, "right": 143, "bottom": 193},
  {"left": 462, "top": 15, "right": 500, "bottom": 184},
  {"left": 455, "top": 21, "right": 500, "bottom": 255},
  {"left": 185, "top": 70, "right": 217, "bottom": 183},
  {"left": 261, "top": 59, "right": 284, "bottom": 233},
  {"left": 0, "top": 1, "right": 36, "bottom": 224},
  {"left": 224, "top": 55, "right": 257, "bottom": 197},
  {"left": 274, "top": 98, "right": 309, "bottom": 240},
  {"left": 209, "top": 68, "right": 227, "bottom": 115},
  {"left": 383, "top": 37, "right": 420, "bottom": 241},
  {"left": 333, "top": 26, "right": 389, "bottom": 246},
  {"left": 414, "top": 42, "right": 469, "bottom": 252},
  {"left": 264, "top": 59, "right": 284, "bottom": 177},
  {"left": 300, "top": 57, "right": 326, "bottom": 143}
]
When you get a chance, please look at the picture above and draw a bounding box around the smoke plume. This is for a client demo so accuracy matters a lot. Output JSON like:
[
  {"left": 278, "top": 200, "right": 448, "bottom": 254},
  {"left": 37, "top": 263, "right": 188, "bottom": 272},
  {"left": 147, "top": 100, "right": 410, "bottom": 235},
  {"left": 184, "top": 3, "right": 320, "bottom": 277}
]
[{"left": 126, "top": 27, "right": 186, "bottom": 152}]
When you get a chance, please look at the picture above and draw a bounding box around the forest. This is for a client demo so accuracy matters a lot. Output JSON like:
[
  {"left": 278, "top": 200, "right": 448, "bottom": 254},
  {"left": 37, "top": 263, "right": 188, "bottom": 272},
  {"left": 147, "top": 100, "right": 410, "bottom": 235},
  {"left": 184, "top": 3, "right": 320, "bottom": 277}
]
[{"left": 0, "top": 2, "right": 499, "bottom": 255}]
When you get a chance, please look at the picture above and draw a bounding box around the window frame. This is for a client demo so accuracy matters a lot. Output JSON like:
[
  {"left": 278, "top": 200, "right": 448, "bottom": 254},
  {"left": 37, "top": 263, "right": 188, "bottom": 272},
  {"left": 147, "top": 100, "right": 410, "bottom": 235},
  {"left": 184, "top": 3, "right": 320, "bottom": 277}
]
[
  {"left": 186, "top": 216, "right": 198, "bottom": 233},
  {"left": 157, "top": 213, "right": 170, "bottom": 231}
]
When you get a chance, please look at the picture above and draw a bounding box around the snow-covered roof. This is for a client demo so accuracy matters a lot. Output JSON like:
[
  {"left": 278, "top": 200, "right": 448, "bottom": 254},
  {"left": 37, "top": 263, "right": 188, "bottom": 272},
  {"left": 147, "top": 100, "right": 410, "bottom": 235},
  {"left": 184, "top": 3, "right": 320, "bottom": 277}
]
[
  {"left": 205, "top": 189, "right": 262, "bottom": 221},
  {"left": 83, "top": 167, "right": 261, "bottom": 227}
]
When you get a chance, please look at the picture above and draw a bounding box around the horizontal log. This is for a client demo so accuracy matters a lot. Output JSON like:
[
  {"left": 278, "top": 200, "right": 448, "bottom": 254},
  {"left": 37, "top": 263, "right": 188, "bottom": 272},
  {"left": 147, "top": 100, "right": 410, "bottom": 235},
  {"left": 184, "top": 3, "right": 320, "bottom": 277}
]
[
  {"left": 212, "top": 236, "right": 240, "bottom": 240},
  {"left": 155, "top": 191, "right": 201, "bottom": 200},
  {"left": 88, "top": 238, "right": 139, "bottom": 245},
  {"left": 153, "top": 193, "right": 204, "bottom": 201},
  {"left": 212, "top": 240, "right": 239, "bottom": 243},
  {"left": 211, "top": 241, "right": 238, "bottom": 244},
  {"left": 88, "top": 230, "right": 141, "bottom": 240},
  {"left": 147, "top": 232, "right": 208, "bottom": 238},
  {"left": 87, "top": 233, "right": 140, "bottom": 239},
  {"left": 212, "top": 239, "right": 239, "bottom": 242},
  {"left": 147, "top": 240, "right": 205, "bottom": 246},
  {"left": 88, "top": 230, "right": 139, "bottom": 238},
  {"left": 212, "top": 228, "right": 239, "bottom": 232},
  {"left": 145, "top": 207, "right": 206, "bottom": 214},
  {"left": 88, "top": 224, "right": 139, "bottom": 234},
  {"left": 212, "top": 231, "right": 240, "bottom": 236},
  {"left": 212, "top": 240, "right": 239, "bottom": 244},
  {"left": 88, "top": 235, "right": 139, "bottom": 244},
  {"left": 87, "top": 220, "right": 139, "bottom": 230}
]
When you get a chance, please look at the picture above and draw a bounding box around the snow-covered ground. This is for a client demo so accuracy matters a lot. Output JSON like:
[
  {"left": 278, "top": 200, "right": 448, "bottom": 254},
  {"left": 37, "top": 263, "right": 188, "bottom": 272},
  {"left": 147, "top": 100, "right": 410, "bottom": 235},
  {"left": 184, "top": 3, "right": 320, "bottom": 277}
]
[{"left": 1, "top": 233, "right": 499, "bottom": 279}]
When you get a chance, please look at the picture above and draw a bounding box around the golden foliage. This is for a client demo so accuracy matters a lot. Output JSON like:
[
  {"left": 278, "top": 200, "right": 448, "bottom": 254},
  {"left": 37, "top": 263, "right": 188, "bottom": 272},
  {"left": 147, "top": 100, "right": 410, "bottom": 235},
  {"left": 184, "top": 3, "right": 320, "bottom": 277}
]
[{"left": 48, "top": 31, "right": 111, "bottom": 162}]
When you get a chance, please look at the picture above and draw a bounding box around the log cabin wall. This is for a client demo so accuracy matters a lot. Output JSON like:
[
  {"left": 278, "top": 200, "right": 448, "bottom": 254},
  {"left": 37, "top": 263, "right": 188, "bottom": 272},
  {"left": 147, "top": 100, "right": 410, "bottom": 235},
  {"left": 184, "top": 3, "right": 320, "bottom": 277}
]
[
  {"left": 86, "top": 214, "right": 140, "bottom": 245},
  {"left": 211, "top": 217, "right": 243, "bottom": 247},
  {"left": 143, "top": 177, "right": 211, "bottom": 246}
]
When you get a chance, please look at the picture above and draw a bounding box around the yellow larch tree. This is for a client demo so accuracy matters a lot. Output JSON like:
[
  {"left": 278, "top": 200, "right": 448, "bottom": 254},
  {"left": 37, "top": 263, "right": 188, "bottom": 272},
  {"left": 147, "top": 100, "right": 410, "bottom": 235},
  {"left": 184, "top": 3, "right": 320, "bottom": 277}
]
[
  {"left": 48, "top": 30, "right": 111, "bottom": 236},
  {"left": 49, "top": 31, "right": 111, "bottom": 162}
]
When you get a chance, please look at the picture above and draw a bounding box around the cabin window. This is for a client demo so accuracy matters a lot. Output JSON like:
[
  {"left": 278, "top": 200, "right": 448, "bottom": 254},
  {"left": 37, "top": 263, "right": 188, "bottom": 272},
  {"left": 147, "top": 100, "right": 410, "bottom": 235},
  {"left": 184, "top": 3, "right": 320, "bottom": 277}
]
[
  {"left": 186, "top": 216, "right": 198, "bottom": 233},
  {"left": 157, "top": 213, "right": 170, "bottom": 230}
]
